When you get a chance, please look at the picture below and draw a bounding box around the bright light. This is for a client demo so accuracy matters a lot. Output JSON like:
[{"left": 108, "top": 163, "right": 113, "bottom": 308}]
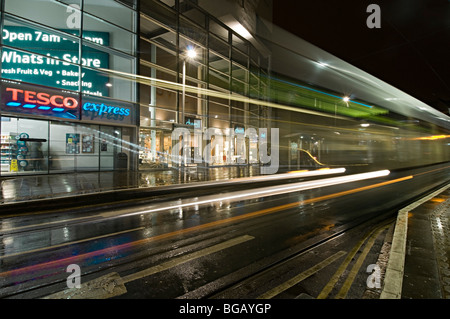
[
  {"left": 343, "top": 96, "right": 350, "bottom": 102},
  {"left": 413, "top": 135, "right": 450, "bottom": 141},
  {"left": 186, "top": 47, "right": 197, "bottom": 59},
  {"left": 361, "top": 123, "right": 370, "bottom": 127}
]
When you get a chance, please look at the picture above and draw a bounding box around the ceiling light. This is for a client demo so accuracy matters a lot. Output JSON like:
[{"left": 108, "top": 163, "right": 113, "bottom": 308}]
[{"left": 229, "top": 22, "right": 252, "bottom": 39}]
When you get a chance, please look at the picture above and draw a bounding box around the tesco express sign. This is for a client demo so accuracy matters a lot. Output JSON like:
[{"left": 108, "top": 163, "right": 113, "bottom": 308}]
[
  {"left": 82, "top": 101, "right": 132, "bottom": 124},
  {"left": 82, "top": 102, "right": 130, "bottom": 117}
]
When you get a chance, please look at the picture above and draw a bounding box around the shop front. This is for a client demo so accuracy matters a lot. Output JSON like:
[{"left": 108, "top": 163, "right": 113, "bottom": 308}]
[
  {"left": 0, "top": 80, "right": 137, "bottom": 176},
  {"left": 0, "top": 0, "right": 138, "bottom": 176}
]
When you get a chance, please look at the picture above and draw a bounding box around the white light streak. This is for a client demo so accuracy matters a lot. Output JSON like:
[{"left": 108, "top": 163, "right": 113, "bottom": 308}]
[{"left": 114, "top": 169, "right": 390, "bottom": 218}]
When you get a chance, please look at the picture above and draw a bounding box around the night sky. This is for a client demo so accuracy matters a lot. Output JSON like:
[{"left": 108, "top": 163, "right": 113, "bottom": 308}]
[{"left": 272, "top": 0, "right": 450, "bottom": 115}]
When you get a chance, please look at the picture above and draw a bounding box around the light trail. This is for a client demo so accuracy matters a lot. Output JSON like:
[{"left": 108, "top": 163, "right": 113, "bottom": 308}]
[
  {"left": 101, "top": 169, "right": 390, "bottom": 218},
  {"left": 0, "top": 172, "right": 411, "bottom": 280}
]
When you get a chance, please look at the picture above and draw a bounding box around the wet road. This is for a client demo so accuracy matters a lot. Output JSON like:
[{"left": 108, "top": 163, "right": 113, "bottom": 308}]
[{"left": 0, "top": 163, "right": 449, "bottom": 299}]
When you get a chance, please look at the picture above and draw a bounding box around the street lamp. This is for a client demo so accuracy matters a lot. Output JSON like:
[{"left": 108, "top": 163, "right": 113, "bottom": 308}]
[
  {"left": 182, "top": 46, "right": 197, "bottom": 124},
  {"left": 180, "top": 47, "right": 198, "bottom": 166}
]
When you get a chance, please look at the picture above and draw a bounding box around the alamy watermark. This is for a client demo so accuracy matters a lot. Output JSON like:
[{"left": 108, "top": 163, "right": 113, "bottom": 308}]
[
  {"left": 171, "top": 127, "right": 279, "bottom": 175},
  {"left": 366, "top": 4, "right": 381, "bottom": 29},
  {"left": 66, "top": 264, "right": 81, "bottom": 289},
  {"left": 366, "top": 264, "right": 381, "bottom": 289}
]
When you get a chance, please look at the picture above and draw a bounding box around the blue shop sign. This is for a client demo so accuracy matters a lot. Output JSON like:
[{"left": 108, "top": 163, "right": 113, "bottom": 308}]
[{"left": 81, "top": 95, "right": 134, "bottom": 125}]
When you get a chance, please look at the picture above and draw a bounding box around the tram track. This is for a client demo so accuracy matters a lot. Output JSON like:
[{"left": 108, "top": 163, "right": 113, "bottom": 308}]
[{"left": 183, "top": 212, "right": 396, "bottom": 299}]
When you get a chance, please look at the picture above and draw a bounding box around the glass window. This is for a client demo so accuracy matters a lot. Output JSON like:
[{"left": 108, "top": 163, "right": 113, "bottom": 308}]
[
  {"left": 84, "top": 0, "right": 136, "bottom": 32},
  {"left": 210, "top": 97, "right": 230, "bottom": 120},
  {"left": 156, "top": 108, "right": 176, "bottom": 122},
  {"left": 232, "top": 63, "right": 248, "bottom": 82},
  {"left": 181, "top": 3, "right": 206, "bottom": 28},
  {"left": 232, "top": 78, "right": 248, "bottom": 95},
  {"left": 209, "top": 20, "right": 229, "bottom": 42},
  {"left": 49, "top": 121, "right": 76, "bottom": 173},
  {"left": 209, "top": 34, "right": 229, "bottom": 58},
  {"left": 154, "top": 32, "right": 177, "bottom": 54},
  {"left": 145, "top": 69, "right": 177, "bottom": 111},
  {"left": 141, "top": 0, "right": 177, "bottom": 31},
  {"left": 179, "top": 17, "right": 206, "bottom": 46},
  {"left": 139, "top": 128, "right": 171, "bottom": 169},
  {"left": 209, "top": 69, "right": 229, "bottom": 90},
  {"left": 156, "top": 46, "right": 177, "bottom": 72},
  {"left": 209, "top": 52, "right": 230, "bottom": 75},
  {"left": 99, "top": 126, "right": 116, "bottom": 170},
  {"left": 1, "top": 117, "right": 49, "bottom": 176},
  {"left": 116, "top": 0, "right": 136, "bottom": 9},
  {"left": 231, "top": 107, "right": 246, "bottom": 124},
  {"left": 250, "top": 46, "right": 260, "bottom": 65},
  {"left": 141, "top": 16, "right": 175, "bottom": 53},
  {"left": 159, "top": 0, "right": 175, "bottom": 8},
  {"left": 232, "top": 34, "right": 248, "bottom": 54},
  {"left": 4, "top": 0, "right": 81, "bottom": 36},
  {"left": 74, "top": 123, "right": 99, "bottom": 171},
  {"left": 140, "top": 90, "right": 151, "bottom": 113},
  {"left": 83, "top": 12, "right": 135, "bottom": 55},
  {"left": 181, "top": 91, "right": 202, "bottom": 114},
  {"left": 184, "top": 58, "right": 205, "bottom": 81},
  {"left": 232, "top": 48, "right": 248, "bottom": 68},
  {"left": 81, "top": 58, "right": 135, "bottom": 102}
]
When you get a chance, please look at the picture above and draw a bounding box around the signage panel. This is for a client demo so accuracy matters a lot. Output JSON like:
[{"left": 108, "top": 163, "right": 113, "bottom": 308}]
[
  {"left": 234, "top": 126, "right": 245, "bottom": 134},
  {"left": 1, "top": 26, "right": 110, "bottom": 97},
  {"left": 185, "top": 117, "right": 201, "bottom": 129},
  {"left": 0, "top": 80, "right": 80, "bottom": 120}
]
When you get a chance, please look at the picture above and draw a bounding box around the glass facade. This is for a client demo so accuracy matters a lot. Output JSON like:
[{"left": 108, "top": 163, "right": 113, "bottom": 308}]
[
  {"left": 138, "top": 0, "right": 270, "bottom": 169},
  {"left": 0, "top": 0, "right": 269, "bottom": 176},
  {"left": 1, "top": 0, "right": 448, "bottom": 177},
  {"left": 0, "top": 0, "right": 138, "bottom": 176}
]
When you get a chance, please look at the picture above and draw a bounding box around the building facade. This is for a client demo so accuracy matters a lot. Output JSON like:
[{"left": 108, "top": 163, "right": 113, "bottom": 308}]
[
  {"left": 0, "top": 0, "right": 271, "bottom": 176},
  {"left": 138, "top": 0, "right": 271, "bottom": 170}
]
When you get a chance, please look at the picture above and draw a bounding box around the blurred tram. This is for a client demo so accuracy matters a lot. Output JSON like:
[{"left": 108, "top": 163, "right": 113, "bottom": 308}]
[
  {"left": 251, "top": 25, "right": 450, "bottom": 174},
  {"left": 276, "top": 101, "right": 450, "bottom": 172}
]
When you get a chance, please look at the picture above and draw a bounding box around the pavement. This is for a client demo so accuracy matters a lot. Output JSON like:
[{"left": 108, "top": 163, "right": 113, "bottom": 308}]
[
  {"left": 381, "top": 184, "right": 450, "bottom": 299},
  {"left": 0, "top": 166, "right": 261, "bottom": 204},
  {"left": 1, "top": 167, "right": 449, "bottom": 299}
]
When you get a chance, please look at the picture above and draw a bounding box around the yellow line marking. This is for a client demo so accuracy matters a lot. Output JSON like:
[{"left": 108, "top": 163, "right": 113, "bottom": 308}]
[
  {"left": 317, "top": 221, "right": 392, "bottom": 299},
  {"left": 122, "top": 235, "right": 255, "bottom": 284},
  {"left": 335, "top": 224, "right": 391, "bottom": 299},
  {"left": 257, "top": 250, "right": 347, "bottom": 299}
]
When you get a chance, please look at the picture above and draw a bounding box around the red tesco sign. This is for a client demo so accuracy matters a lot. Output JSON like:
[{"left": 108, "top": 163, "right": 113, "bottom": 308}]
[
  {"left": 6, "top": 87, "right": 79, "bottom": 109},
  {"left": 1, "top": 80, "right": 80, "bottom": 120}
]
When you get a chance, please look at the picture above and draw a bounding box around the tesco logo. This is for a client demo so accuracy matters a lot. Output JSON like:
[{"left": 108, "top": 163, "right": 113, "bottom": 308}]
[{"left": 6, "top": 87, "right": 78, "bottom": 109}]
